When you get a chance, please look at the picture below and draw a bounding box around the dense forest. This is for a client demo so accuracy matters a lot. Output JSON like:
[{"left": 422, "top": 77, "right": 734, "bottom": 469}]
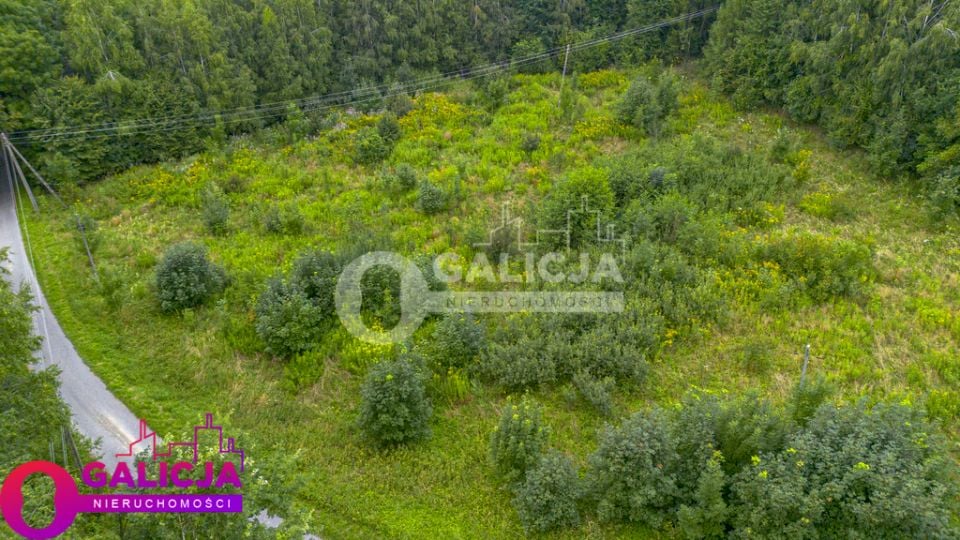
[
  {"left": 1, "top": 0, "right": 715, "bottom": 182},
  {"left": 3, "top": 0, "right": 958, "bottom": 215},
  {"left": 3, "top": 0, "right": 960, "bottom": 538}
]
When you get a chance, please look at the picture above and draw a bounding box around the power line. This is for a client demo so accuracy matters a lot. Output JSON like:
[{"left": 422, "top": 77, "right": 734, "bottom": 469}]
[{"left": 8, "top": 8, "right": 718, "bottom": 144}]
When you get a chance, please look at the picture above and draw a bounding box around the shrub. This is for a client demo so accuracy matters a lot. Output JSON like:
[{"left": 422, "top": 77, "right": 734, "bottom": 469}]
[
  {"left": 384, "top": 163, "right": 418, "bottom": 192},
  {"left": 416, "top": 180, "right": 446, "bottom": 214},
  {"left": 428, "top": 313, "right": 486, "bottom": 370},
  {"left": 513, "top": 451, "right": 582, "bottom": 533},
  {"left": 677, "top": 453, "right": 729, "bottom": 539},
  {"left": 572, "top": 372, "right": 615, "bottom": 417},
  {"left": 490, "top": 397, "right": 548, "bottom": 484},
  {"left": 538, "top": 166, "right": 614, "bottom": 249},
  {"left": 520, "top": 133, "right": 540, "bottom": 154},
  {"left": 221, "top": 174, "right": 246, "bottom": 194},
  {"left": 376, "top": 112, "right": 401, "bottom": 144},
  {"left": 649, "top": 192, "right": 695, "bottom": 244},
  {"left": 386, "top": 93, "right": 415, "bottom": 117},
  {"left": 289, "top": 249, "right": 341, "bottom": 314},
  {"left": 263, "top": 203, "right": 305, "bottom": 235},
  {"left": 476, "top": 75, "right": 510, "bottom": 111},
  {"left": 358, "top": 262, "right": 402, "bottom": 329},
  {"left": 926, "top": 168, "right": 960, "bottom": 218},
  {"left": 479, "top": 319, "right": 562, "bottom": 389},
  {"left": 616, "top": 72, "right": 679, "bottom": 136},
  {"left": 354, "top": 127, "right": 390, "bottom": 165},
  {"left": 768, "top": 127, "right": 801, "bottom": 163},
  {"left": 786, "top": 374, "right": 834, "bottom": 427},
  {"left": 587, "top": 409, "right": 679, "bottom": 527},
  {"left": 155, "top": 242, "right": 226, "bottom": 312},
  {"left": 254, "top": 278, "right": 325, "bottom": 358},
  {"left": 730, "top": 402, "right": 958, "bottom": 538},
  {"left": 97, "top": 265, "right": 125, "bottom": 312},
  {"left": 713, "top": 393, "right": 789, "bottom": 474},
  {"left": 263, "top": 205, "right": 283, "bottom": 234},
  {"left": 357, "top": 355, "right": 432, "bottom": 446},
  {"left": 201, "top": 189, "right": 229, "bottom": 235},
  {"left": 759, "top": 231, "right": 875, "bottom": 301},
  {"left": 571, "top": 317, "right": 652, "bottom": 383}
]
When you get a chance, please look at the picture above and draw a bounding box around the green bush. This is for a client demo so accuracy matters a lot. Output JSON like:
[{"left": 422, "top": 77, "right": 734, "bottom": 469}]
[
  {"left": 712, "top": 393, "right": 789, "bottom": 474},
  {"left": 513, "top": 450, "right": 582, "bottom": 533},
  {"left": 155, "top": 242, "right": 226, "bottom": 312},
  {"left": 384, "top": 163, "right": 418, "bottom": 193},
  {"left": 520, "top": 133, "right": 540, "bottom": 154},
  {"left": 357, "top": 262, "right": 402, "bottom": 330},
  {"left": 738, "top": 338, "right": 776, "bottom": 375},
  {"left": 928, "top": 170, "right": 960, "bottom": 218},
  {"left": 427, "top": 313, "right": 486, "bottom": 371},
  {"left": 616, "top": 72, "right": 679, "bottom": 136},
  {"left": 677, "top": 453, "right": 729, "bottom": 539},
  {"left": 572, "top": 372, "right": 615, "bottom": 417},
  {"left": 289, "top": 249, "right": 341, "bottom": 314},
  {"left": 490, "top": 397, "right": 548, "bottom": 484},
  {"left": 263, "top": 203, "right": 305, "bottom": 235},
  {"left": 786, "top": 374, "right": 834, "bottom": 426},
  {"left": 587, "top": 409, "right": 679, "bottom": 527},
  {"left": 649, "top": 192, "right": 695, "bottom": 244},
  {"left": 479, "top": 313, "right": 653, "bottom": 391},
  {"left": 358, "top": 355, "right": 432, "bottom": 446},
  {"left": 416, "top": 180, "right": 447, "bottom": 214},
  {"left": 760, "top": 231, "right": 875, "bottom": 301},
  {"left": 730, "top": 402, "right": 958, "bottom": 538},
  {"left": 538, "top": 166, "right": 614, "bottom": 249},
  {"left": 221, "top": 174, "right": 246, "bottom": 194},
  {"left": 354, "top": 127, "right": 390, "bottom": 165},
  {"left": 376, "top": 112, "right": 401, "bottom": 144},
  {"left": 386, "top": 93, "right": 415, "bottom": 117},
  {"left": 606, "top": 150, "right": 670, "bottom": 205},
  {"left": 254, "top": 278, "right": 325, "bottom": 358},
  {"left": 570, "top": 319, "right": 652, "bottom": 383},
  {"left": 479, "top": 318, "right": 562, "bottom": 389},
  {"left": 201, "top": 189, "right": 229, "bottom": 235},
  {"left": 475, "top": 75, "right": 510, "bottom": 112}
]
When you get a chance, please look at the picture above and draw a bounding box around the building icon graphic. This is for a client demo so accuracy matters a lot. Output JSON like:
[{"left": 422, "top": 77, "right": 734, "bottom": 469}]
[
  {"left": 115, "top": 413, "right": 245, "bottom": 472},
  {"left": 474, "top": 197, "right": 627, "bottom": 253}
]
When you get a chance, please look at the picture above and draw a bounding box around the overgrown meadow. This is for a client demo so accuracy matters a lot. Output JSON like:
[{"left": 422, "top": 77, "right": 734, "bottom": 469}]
[{"left": 23, "top": 68, "right": 960, "bottom": 537}]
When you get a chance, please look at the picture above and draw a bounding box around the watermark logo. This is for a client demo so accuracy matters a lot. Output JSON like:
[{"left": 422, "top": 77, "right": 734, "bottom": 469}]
[
  {"left": 0, "top": 413, "right": 244, "bottom": 539},
  {"left": 335, "top": 198, "right": 626, "bottom": 344}
]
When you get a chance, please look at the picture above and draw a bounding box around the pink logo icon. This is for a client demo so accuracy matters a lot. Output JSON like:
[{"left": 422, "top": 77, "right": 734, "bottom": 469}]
[{"left": 116, "top": 413, "right": 245, "bottom": 472}]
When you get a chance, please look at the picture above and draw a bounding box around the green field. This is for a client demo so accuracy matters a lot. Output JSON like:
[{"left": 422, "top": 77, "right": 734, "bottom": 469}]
[{"left": 22, "top": 68, "right": 960, "bottom": 537}]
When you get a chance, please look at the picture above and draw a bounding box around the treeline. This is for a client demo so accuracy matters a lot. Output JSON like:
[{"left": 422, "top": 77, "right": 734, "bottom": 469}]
[
  {"left": 705, "top": 0, "right": 960, "bottom": 214},
  {"left": 0, "top": 0, "right": 715, "bottom": 183}
]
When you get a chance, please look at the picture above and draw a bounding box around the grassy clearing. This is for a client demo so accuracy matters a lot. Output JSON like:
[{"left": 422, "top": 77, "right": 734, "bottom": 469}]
[{"left": 23, "top": 67, "right": 960, "bottom": 537}]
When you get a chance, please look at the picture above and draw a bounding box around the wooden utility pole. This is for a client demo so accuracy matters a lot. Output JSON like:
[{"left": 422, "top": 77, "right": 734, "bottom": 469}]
[
  {"left": 557, "top": 43, "right": 571, "bottom": 108},
  {"left": 4, "top": 133, "right": 64, "bottom": 206},
  {"left": 1, "top": 133, "right": 99, "bottom": 280},
  {"left": 2, "top": 134, "right": 38, "bottom": 211}
]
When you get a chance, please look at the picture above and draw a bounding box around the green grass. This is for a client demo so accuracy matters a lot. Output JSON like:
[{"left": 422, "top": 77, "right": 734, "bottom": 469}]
[{"left": 22, "top": 67, "right": 960, "bottom": 537}]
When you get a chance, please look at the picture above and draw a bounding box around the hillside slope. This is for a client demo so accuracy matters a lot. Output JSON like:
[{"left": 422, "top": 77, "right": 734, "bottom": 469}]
[{"left": 23, "top": 68, "right": 960, "bottom": 537}]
